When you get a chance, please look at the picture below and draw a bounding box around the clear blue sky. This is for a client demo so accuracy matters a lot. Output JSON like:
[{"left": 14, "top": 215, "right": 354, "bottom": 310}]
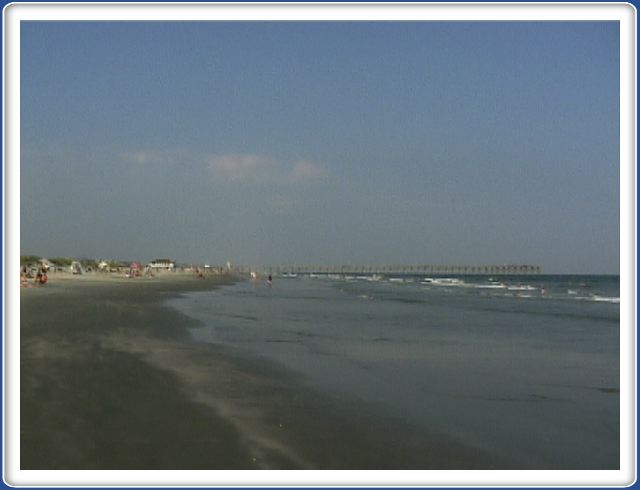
[{"left": 20, "top": 21, "right": 620, "bottom": 273}]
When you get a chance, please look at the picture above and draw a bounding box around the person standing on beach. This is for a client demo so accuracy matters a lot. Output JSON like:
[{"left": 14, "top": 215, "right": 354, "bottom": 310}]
[{"left": 35, "top": 265, "right": 48, "bottom": 285}]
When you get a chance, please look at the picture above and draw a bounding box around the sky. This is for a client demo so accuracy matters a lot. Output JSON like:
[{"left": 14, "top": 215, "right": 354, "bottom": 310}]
[{"left": 20, "top": 21, "right": 620, "bottom": 273}]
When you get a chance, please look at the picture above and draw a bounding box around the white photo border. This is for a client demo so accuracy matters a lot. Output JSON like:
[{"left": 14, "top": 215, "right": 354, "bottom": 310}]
[{"left": 3, "top": 2, "right": 636, "bottom": 487}]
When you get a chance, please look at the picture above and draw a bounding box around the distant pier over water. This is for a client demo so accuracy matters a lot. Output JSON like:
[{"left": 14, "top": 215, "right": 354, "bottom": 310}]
[{"left": 235, "top": 264, "right": 542, "bottom": 276}]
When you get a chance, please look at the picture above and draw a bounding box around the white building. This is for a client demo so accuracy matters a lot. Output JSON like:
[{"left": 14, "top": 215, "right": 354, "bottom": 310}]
[{"left": 148, "top": 259, "right": 175, "bottom": 271}]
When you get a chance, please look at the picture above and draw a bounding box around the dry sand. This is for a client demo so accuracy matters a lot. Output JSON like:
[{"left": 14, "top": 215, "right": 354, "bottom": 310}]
[{"left": 20, "top": 272, "right": 504, "bottom": 470}]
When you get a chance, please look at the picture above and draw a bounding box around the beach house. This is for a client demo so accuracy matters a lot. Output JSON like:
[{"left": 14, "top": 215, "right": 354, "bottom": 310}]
[{"left": 148, "top": 259, "right": 175, "bottom": 271}]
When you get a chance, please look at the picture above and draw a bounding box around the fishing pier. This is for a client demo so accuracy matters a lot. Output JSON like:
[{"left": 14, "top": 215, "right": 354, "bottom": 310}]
[{"left": 234, "top": 264, "right": 542, "bottom": 276}]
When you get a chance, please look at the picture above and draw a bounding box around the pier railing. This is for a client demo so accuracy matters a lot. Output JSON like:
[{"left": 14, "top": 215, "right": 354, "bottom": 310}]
[{"left": 231, "top": 264, "right": 542, "bottom": 276}]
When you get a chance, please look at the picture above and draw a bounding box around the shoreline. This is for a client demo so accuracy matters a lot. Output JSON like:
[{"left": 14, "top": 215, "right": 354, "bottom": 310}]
[{"left": 20, "top": 273, "right": 515, "bottom": 470}]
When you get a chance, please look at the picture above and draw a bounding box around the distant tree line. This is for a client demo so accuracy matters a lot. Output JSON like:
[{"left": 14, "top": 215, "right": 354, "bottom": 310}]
[
  {"left": 20, "top": 255, "right": 42, "bottom": 266},
  {"left": 20, "top": 255, "right": 131, "bottom": 269}
]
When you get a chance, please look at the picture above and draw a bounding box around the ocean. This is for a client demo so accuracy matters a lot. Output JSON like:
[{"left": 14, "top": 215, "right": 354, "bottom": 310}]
[{"left": 167, "top": 273, "right": 620, "bottom": 469}]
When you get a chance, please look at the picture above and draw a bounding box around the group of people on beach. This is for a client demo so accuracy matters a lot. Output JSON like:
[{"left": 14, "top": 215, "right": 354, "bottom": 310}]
[{"left": 20, "top": 265, "right": 48, "bottom": 288}]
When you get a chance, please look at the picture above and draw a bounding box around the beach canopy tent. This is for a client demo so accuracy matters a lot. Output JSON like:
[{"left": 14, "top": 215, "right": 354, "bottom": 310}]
[{"left": 70, "top": 261, "right": 84, "bottom": 275}]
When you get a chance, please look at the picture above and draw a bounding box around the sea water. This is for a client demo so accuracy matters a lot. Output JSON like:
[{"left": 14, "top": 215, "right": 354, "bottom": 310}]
[{"left": 166, "top": 274, "right": 620, "bottom": 469}]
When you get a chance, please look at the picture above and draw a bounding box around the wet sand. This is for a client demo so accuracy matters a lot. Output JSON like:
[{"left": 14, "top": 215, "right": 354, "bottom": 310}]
[{"left": 20, "top": 273, "right": 511, "bottom": 470}]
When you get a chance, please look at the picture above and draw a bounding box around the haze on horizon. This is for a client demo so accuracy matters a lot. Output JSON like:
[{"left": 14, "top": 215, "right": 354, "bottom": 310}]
[{"left": 20, "top": 21, "right": 620, "bottom": 274}]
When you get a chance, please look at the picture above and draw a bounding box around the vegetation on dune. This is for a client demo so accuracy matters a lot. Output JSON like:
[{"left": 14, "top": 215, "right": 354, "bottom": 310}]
[
  {"left": 21, "top": 255, "right": 134, "bottom": 269},
  {"left": 79, "top": 258, "right": 99, "bottom": 270},
  {"left": 49, "top": 257, "right": 74, "bottom": 267},
  {"left": 20, "top": 255, "right": 41, "bottom": 266}
]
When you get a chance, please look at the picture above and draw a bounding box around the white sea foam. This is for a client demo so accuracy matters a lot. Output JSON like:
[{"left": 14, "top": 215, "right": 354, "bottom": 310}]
[
  {"left": 589, "top": 295, "right": 620, "bottom": 303},
  {"left": 431, "top": 278, "right": 465, "bottom": 286},
  {"left": 507, "top": 285, "right": 537, "bottom": 291}
]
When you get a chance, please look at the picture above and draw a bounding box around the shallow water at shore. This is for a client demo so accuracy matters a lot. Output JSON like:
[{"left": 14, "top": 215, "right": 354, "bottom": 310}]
[{"left": 168, "top": 274, "right": 620, "bottom": 469}]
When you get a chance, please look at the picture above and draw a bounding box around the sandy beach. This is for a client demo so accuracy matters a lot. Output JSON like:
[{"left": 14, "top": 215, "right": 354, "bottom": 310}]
[{"left": 19, "top": 272, "right": 511, "bottom": 470}]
